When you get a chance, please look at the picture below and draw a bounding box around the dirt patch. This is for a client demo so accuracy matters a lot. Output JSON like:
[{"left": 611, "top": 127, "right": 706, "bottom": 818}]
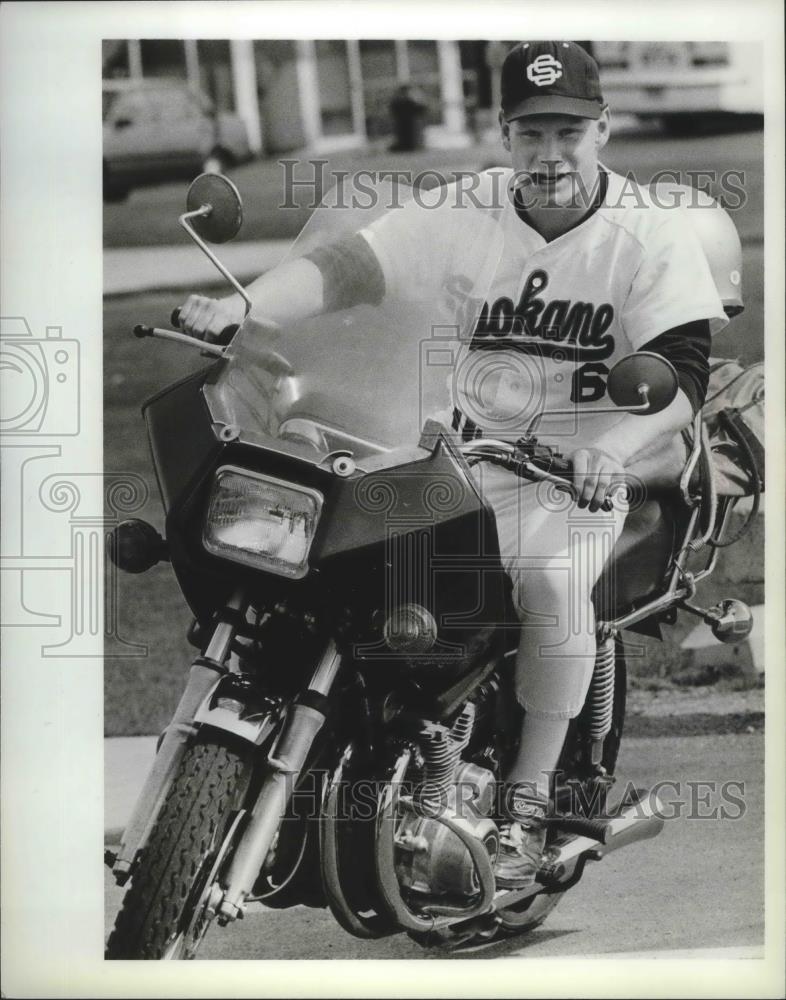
[
  {"left": 626, "top": 711, "right": 763, "bottom": 737},
  {"left": 625, "top": 679, "right": 765, "bottom": 736},
  {"left": 628, "top": 679, "right": 764, "bottom": 716}
]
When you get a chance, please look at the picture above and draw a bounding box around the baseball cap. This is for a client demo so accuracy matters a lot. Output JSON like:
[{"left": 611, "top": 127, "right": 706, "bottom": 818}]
[{"left": 501, "top": 41, "right": 604, "bottom": 121}]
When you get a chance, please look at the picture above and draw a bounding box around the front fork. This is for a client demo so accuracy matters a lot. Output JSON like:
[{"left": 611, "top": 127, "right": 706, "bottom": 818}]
[
  {"left": 111, "top": 589, "right": 343, "bottom": 910},
  {"left": 216, "top": 639, "right": 342, "bottom": 921},
  {"left": 111, "top": 591, "right": 248, "bottom": 882}
]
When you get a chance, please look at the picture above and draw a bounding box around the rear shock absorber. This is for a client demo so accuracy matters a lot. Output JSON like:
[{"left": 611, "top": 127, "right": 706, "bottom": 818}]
[{"left": 588, "top": 634, "right": 616, "bottom": 766}]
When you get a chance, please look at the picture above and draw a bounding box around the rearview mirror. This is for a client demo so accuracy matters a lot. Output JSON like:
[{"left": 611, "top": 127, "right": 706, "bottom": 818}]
[
  {"left": 185, "top": 173, "right": 243, "bottom": 244},
  {"left": 606, "top": 352, "right": 679, "bottom": 415}
]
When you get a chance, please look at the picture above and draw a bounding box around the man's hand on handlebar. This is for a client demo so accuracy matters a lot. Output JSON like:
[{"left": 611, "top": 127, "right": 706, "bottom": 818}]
[
  {"left": 176, "top": 293, "right": 246, "bottom": 343},
  {"left": 569, "top": 447, "right": 626, "bottom": 513}
]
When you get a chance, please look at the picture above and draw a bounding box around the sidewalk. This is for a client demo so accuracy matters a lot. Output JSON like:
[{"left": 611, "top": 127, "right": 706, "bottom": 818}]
[
  {"left": 105, "top": 736, "right": 157, "bottom": 845},
  {"left": 104, "top": 239, "right": 290, "bottom": 296}
]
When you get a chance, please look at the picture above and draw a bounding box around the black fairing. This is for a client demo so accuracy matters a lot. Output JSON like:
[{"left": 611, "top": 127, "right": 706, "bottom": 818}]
[
  {"left": 142, "top": 368, "right": 514, "bottom": 688},
  {"left": 142, "top": 366, "right": 678, "bottom": 690}
]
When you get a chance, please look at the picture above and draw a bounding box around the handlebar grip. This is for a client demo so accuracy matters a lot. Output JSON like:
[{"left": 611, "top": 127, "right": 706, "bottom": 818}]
[
  {"left": 171, "top": 307, "right": 237, "bottom": 345},
  {"left": 215, "top": 324, "right": 239, "bottom": 346},
  {"left": 133, "top": 324, "right": 153, "bottom": 339},
  {"left": 550, "top": 456, "right": 615, "bottom": 511},
  {"left": 549, "top": 455, "right": 572, "bottom": 477}
]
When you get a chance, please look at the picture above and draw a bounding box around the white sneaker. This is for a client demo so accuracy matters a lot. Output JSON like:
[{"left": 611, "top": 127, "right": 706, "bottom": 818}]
[
  {"left": 494, "top": 787, "right": 548, "bottom": 889},
  {"left": 495, "top": 817, "right": 547, "bottom": 888}
]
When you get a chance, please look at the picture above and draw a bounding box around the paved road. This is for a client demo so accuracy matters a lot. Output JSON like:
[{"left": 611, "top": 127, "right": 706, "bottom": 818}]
[{"left": 105, "top": 732, "right": 763, "bottom": 960}]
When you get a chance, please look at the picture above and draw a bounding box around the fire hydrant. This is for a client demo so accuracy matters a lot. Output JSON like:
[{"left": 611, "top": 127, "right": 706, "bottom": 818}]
[{"left": 389, "top": 84, "right": 427, "bottom": 152}]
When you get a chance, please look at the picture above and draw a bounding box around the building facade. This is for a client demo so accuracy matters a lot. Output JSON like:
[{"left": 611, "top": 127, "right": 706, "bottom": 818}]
[
  {"left": 102, "top": 39, "right": 478, "bottom": 155},
  {"left": 102, "top": 39, "right": 763, "bottom": 158}
]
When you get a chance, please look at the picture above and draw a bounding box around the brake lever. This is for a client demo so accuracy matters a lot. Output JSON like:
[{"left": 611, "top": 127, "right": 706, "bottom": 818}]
[
  {"left": 133, "top": 324, "right": 226, "bottom": 357},
  {"left": 514, "top": 458, "right": 577, "bottom": 496}
]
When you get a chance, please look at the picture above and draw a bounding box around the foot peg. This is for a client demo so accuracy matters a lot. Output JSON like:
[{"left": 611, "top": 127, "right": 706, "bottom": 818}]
[
  {"left": 544, "top": 788, "right": 665, "bottom": 881},
  {"left": 543, "top": 814, "right": 613, "bottom": 843}
]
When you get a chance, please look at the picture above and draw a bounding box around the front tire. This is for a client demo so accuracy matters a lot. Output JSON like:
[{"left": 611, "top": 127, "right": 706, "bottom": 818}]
[{"left": 106, "top": 739, "right": 249, "bottom": 960}]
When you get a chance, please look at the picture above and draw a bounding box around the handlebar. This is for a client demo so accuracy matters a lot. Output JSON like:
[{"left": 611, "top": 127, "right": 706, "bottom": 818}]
[
  {"left": 134, "top": 304, "right": 285, "bottom": 364},
  {"left": 131, "top": 322, "right": 220, "bottom": 354},
  {"left": 459, "top": 439, "right": 615, "bottom": 512},
  {"left": 170, "top": 307, "right": 239, "bottom": 346}
]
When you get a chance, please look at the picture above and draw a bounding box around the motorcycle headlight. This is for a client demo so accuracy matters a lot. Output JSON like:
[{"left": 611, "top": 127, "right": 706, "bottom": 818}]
[{"left": 203, "top": 466, "right": 323, "bottom": 579}]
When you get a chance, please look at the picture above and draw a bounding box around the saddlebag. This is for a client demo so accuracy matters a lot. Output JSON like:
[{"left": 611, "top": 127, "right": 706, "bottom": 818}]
[
  {"left": 627, "top": 356, "right": 764, "bottom": 500},
  {"left": 698, "top": 357, "right": 765, "bottom": 497}
]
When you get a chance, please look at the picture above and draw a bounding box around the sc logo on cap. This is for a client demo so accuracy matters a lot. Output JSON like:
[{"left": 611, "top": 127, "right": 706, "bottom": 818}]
[{"left": 527, "top": 54, "right": 563, "bottom": 87}]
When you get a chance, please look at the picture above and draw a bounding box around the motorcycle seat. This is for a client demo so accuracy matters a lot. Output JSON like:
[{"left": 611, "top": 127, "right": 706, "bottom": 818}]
[{"left": 591, "top": 496, "right": 679, "bottom": 621}]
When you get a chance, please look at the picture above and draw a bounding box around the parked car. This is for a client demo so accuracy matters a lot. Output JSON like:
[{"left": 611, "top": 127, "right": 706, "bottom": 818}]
[
  {"left": 589, "top": 42, "right": 764, "bottom": 134},
  {"left": 102, "top": 79, "right": 252, "bottom": 201}
]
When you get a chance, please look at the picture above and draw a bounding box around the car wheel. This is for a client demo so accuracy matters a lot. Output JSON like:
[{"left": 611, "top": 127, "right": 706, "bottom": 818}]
[{"left": 103, "top": 163, "right": 129, "bottom": 202}]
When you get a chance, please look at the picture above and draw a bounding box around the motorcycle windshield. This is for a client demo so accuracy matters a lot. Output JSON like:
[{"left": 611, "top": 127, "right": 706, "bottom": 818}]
[{"left": 204, "top": 178, "right": 505, "bottom": 462}]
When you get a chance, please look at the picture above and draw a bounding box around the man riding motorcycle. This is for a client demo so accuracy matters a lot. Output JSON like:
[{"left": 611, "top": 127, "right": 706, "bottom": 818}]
[{"left": 176, "top": 41, "right": 731, "bottom": 889}]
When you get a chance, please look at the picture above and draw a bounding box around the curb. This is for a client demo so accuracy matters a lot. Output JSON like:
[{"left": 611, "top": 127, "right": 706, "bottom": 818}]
[
  {"left": 105, "top": 736, "right": 156, "bottom": 846},
  {"left": 104, "top": 694, "right": 764, "bottom": 844}
]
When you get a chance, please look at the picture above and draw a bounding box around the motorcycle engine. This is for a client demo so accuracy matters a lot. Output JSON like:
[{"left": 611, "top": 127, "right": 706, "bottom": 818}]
[{"left": 394, "top": 705, "right": 500, "bottom": 897}]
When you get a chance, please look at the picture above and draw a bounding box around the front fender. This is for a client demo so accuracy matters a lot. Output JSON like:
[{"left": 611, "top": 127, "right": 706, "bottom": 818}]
[{"left": 193, "top": 674, "right": 282, "bottom": 746}]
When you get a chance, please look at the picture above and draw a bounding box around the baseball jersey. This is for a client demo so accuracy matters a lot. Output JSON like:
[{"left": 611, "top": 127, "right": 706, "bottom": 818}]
[{"left": 360, "top": 167, "right": 728, "bottom": 452}]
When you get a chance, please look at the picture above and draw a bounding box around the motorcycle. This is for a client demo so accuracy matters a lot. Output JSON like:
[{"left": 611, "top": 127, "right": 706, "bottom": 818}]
[{"left": 105, "top": 173, "right": 754, "bottom": 958}]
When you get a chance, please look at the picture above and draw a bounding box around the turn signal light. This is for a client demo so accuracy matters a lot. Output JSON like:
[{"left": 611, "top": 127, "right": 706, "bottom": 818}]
[
  {"left": 705, "top": 599, "right": 754, "bottom": 644},
  {"left": 383, "top": 604, "right": 438, "bottom": 654},
  {"left": 109, "top": 519, "right": 168, "bottom": 574}
]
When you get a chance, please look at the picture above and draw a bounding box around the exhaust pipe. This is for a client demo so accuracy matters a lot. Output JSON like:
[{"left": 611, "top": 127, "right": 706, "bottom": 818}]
[{"left": 544, "top": 789, "right": 665, "bottom": 879}]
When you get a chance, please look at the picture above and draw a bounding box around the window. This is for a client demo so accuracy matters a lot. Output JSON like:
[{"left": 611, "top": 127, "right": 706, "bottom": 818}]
[
  {"left": 315, "top": 41, "right": 355, "bottom": 136},
  {"left": 406, "top": 41, "right": 442, "bottom": 126},
  {"left": 359, "top": 40, "right": 399, "bottom": 138},
  {"left": 407, "top": 40, "right": 438, "bottom": 77},
  {"left": 359, "top": 40, "right": 397, "bottom": 80},
  {"left": 140, "top": 40, "right": 187, "bottom": 80},
  {"left": 197, "top": 40, "right": 234, "bottom": 112},
  {"left": 359, "top": 40, "right": 444, "bottom": 136},
  {"left": 103, "top": 40, "right": 130, "bottom": 80}
]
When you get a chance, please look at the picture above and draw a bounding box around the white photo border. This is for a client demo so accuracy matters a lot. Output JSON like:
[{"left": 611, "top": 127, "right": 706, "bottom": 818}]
[{"left": 1, "top": 1, "right": 783, "bottom": 996}]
